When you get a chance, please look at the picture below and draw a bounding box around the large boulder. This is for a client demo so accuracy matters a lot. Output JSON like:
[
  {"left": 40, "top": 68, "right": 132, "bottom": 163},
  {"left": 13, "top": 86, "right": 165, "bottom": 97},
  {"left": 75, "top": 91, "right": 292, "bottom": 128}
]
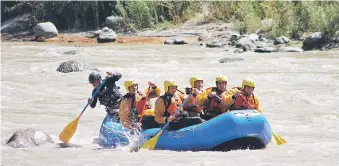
[
  {"left": 241, "top": 43, "right": 256, "bottom": 51},
  {"left": 230, "top": 32, "right": 241, "bottom": 41},
  {"left": 1, "top": 14, "right": 36, "bottom": 34},
  {"left": 274, "top": 36, "right": 290, "bottom": 45},
  {"left": 235, "top": 34, "right": 259, "bottom": 51},
  {"left": 105, "top": 16, "right": 123, "bottom": 28},
  {"left": 236, "top": 37, "right": 249, "bottom": 47},
  {"left": 331, "top": 36, "right": 339, "bottom": 43},
  {"left": 97, "top": 27, "right": 117, "bottom": 43},
  {"left": 174, "top": 38, "right": 188, "bottom": 44},
  {"left": 254, "top": 47, "right": 276, "bottom": 53},
  {"left": 5, "top": 128, "right": 54, "bottom": 148},
  {"left": 164, "top": 39, "right": 175, "bottom": 44},
  {"left": 93, "top": 30, "right": 102, "bottom": 38},
  {"left": 233, "top": 48, "right": 245, "bottom": 53},
  {"left": 320, "top": 32, "right": 339, "bottom": 50},
  {"left": 248, "top": 34, "right": 259, "bottom": 42},
  {"left": 56, "top": 60, "right": 98, "bottom": 73},
  {"left": 302, "top": 32, "right": 325, "bottom": 51},
  {"left": 255, "top": 41, "right": 269, "bottom": 48},
  {"left": 164, "top": 38, "right": 188, "bottom": 45},
  {"left": 33, "top": 22, "right": 58, "bottom": 38},
  {"left": 320, "top": 43, "right": 339, "bottom": 51},
  {"left": 206, "top": 41, "right": 223, "bottom": 48},
  {"left": 198, "top": 32, "right": 211, "bottom": 41},
  {"left": 105, "top": 16, "right": 124, "bottom": 30}
]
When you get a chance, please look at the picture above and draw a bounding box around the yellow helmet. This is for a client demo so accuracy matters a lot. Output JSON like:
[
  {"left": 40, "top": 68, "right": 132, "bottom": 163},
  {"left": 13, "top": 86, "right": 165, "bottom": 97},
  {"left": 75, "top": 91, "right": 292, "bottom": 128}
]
[
  {"left": 124, "top": 80, "right": 138, "bottom": 92},
  {"left": 164, "top": 80, "right": 178, "bottom": 92},
  {"left": 216, "top": 75, "right": 228, "bottom": 83},
  {"left": 189, "top": 76, "right": 203, "bottom": 87},
  {"left": 242, "top": 79, "right": 256, "bottom": 89}
]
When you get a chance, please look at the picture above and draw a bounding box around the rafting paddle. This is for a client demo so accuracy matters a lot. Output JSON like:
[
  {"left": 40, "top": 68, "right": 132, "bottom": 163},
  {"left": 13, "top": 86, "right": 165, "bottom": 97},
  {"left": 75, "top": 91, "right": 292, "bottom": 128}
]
[
  {"left": 141, "top": 93, "right": 193, "bottom": 150},
  {"left": 136, "top": 86, "right": 151, "bottom": 123},
  {"left": 59, "top": 77, "right": 108, "bottom": 143},
  {"left": 239, "top": 95, "right": 287, "bottom": 145}
]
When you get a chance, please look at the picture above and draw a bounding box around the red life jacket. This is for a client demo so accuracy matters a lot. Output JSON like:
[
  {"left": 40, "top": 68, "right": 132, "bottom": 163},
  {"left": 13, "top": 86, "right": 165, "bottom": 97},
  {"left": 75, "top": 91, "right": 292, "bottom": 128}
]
[
  {"left": 134, "top": 91, "right": 147, "bottom": 114},
  {"left": 230, "top": 92, "right": 256, "bottom": 110},
  {"left": 136, "top": 99, "right": 152, "bottom": 114}
]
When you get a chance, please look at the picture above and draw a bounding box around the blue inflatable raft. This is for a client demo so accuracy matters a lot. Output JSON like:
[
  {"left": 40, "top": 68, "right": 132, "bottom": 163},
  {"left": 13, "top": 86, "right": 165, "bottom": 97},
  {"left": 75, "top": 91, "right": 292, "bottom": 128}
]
[{"left": 98, "top": 110, "right": 272, "bottom": 151}]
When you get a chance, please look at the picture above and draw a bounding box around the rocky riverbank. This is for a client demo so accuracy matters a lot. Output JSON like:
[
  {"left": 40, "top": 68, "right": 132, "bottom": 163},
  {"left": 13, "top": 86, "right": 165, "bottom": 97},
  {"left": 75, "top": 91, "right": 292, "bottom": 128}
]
[{"left": 2, "top": 18, "right": 339, "bottom": 53}]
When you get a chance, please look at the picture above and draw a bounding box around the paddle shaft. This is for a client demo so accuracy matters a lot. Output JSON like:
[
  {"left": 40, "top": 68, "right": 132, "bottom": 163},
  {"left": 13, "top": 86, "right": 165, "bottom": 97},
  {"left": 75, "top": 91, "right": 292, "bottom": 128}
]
[
  {"left": 80, "top": 77, "right": 108, "bottom": 116},
  {"left": 161, "top": 93, "right": 193, "bottom": 131},
  {"left": 239, "top": 94, "right": 255, "bottom": 110},
  {"left": 139, "top": 86, "right": 151, "bottom": 123},
  {"left": 176, "top": 89, "right": 185, "bottom": 94}
]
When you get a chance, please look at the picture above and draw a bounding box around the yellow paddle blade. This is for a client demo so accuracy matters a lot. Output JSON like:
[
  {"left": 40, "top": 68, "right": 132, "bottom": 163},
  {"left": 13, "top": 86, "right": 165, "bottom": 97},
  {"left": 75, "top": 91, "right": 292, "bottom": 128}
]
[
  {"left": 141, "top": 130, "right": 163, "bottom": 150},
  {"left": 272, "top": 132, "right": 287, "bottom": 145},
  {"left": 59, "top": 116, "right": 80, "bottom": 143}
]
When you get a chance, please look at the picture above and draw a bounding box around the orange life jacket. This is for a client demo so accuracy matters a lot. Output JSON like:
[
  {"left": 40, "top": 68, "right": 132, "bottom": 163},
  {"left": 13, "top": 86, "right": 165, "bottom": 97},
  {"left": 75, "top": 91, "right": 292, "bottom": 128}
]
[
  {"left": 181, "top": 88, "right": 203, "bottom": 113},
  {"left": 230, "top": 91, "right": 256, "bottom": 110},
  {"left": 121, "top": 93, "right": 139, "bottom": 124},
  {"left": 183, "top": 95, "right": 197, "bottom": 112}
]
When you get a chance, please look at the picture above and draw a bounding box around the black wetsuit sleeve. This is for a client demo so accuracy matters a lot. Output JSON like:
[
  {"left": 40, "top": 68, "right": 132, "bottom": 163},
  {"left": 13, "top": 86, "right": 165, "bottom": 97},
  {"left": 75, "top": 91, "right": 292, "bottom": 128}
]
[
  {"left": 90, "top": 88, "right": 98, "bottom": 108},
  {"left": 112, "top": 72, "right": 122, "bottom": 82},
  {"left": 105, "top": 72, "right": 122, "bottom": 90},
  {"left": 90, "top": 72, "right": 122, "bottom": 108}
]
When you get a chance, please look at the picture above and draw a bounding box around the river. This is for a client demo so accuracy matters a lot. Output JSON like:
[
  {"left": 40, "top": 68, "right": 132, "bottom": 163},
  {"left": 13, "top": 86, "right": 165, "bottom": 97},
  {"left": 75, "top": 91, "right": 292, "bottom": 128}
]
[{"left": 1, "top": 42, "right": 339, "bottom": 165}]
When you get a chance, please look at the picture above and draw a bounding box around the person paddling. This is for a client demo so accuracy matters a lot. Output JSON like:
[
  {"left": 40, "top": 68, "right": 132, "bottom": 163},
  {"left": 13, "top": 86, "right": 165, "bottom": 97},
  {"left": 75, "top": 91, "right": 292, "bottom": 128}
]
[
  {"left": 87, "top": 71, "right": 123, "bottom": 122},
  {"left": 197, "top": 75, "right": 230, "bottom": 120},
  {"left": 182, "top": 76, "right": 204, "bottom": 118},
  {"left": 154, "top": 79, "right": 202, "bottom": 130},
  {"left": 222, "top": 78, "right": 262, "bottom": 112},
  {"left": 119, "top": 80, "right": 161, "bottom": 130}
]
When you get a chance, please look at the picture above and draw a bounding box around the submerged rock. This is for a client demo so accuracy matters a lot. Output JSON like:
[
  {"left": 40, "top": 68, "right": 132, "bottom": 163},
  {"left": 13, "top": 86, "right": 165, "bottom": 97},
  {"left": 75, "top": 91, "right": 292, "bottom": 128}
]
[
  {"left": 5, "top": 128, "right": 54, "bottom": 148},
  {"left": 218, "top": 57, "right": 245, "bottom": 63},
  {"left": 56, "top": 60, "right": 98, "bottom": 73},
  {"left": 57, "top": 143, "right": 82, "bottom": 148},
  {"left": 63, "top": 50, "right": 77, "bottom": 55}
]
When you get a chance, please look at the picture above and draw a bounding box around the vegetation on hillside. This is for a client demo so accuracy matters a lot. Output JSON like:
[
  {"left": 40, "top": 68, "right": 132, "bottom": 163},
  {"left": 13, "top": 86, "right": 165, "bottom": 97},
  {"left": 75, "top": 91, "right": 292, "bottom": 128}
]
[{"left": 1, "top": 1, "right": 339, "bottom": 38}]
